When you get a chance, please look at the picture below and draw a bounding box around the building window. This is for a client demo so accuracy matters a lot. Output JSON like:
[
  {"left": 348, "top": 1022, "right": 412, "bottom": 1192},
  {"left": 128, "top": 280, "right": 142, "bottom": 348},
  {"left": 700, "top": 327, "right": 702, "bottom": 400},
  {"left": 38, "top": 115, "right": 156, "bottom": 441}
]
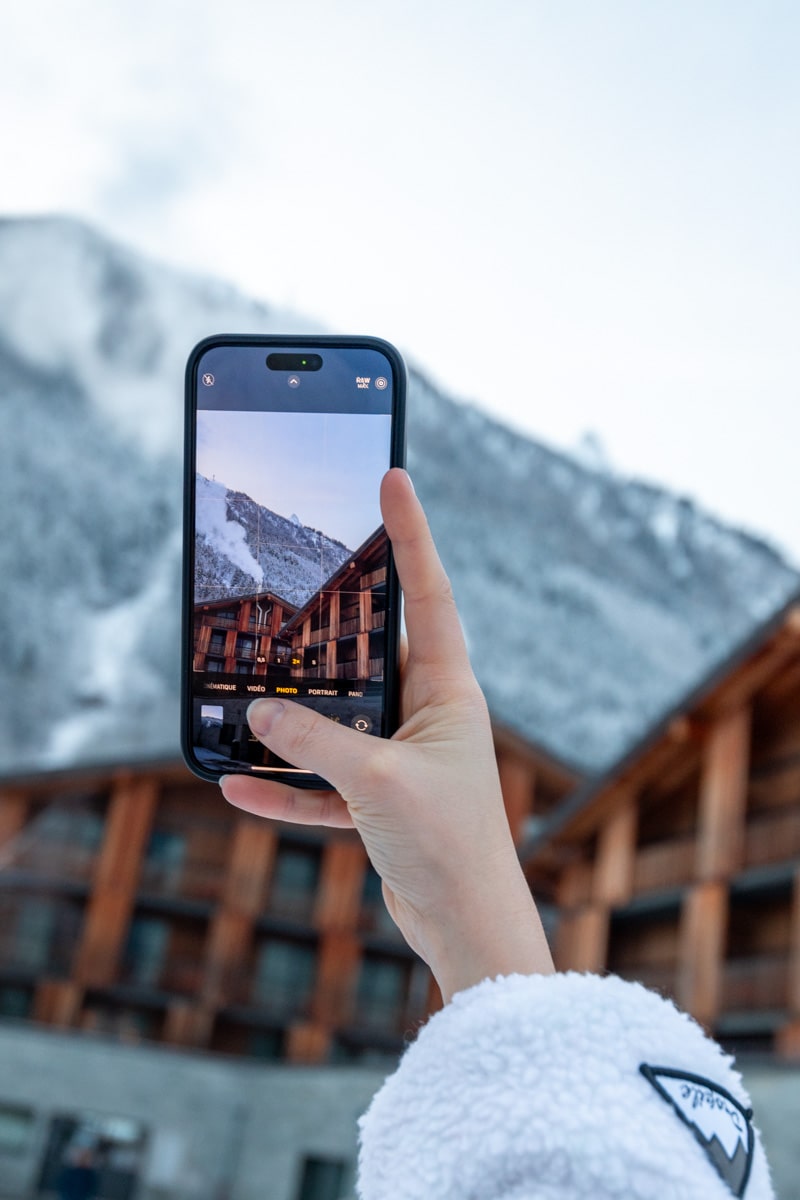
[
  {"left": 37, "top": 1112, "right": 148, "bottom": 1200},
  {"left": 355, "top": 954, "right": 409, "bottom": 1031},
  {"left": 209, "top": 629, "right": 227, "bottom": 653},
  {"left": 0, "top": 1103, "right": 34, "bottom": 1155},
  {"left": 295, "top": 1155, "right": 347, "bottom": 1200},
  {"left": 122, "top": 917, "right": 170, "bottom": 988},
  {"left": 207, "top": 658, "right": 226, "bottom": 673},
  {"left": 236, "top": 634, "right": 255, "bottom": 658},
  {"left": 269, "top": 841, "right": 321, "bottom": 921},
  {"left": 81, "top": 1001, "right": 162, "bottom": 1043},
  {"left": 359, "top": 863, "right": 399, "bottom": 937},
  {"left": 0, "top": 896, "right": 81, "bottom": 975},
  {"left": 14, "top": 803, "right": 103, "bottom": 880},
  {"left": 247, "top": 1029, "right": 284, "bottom": 1060},
  {"left": 253, "top": 938, "right": 316, "bottom": 1015},
  {"left": 141, "top": 829, "right": 186, "bottom": 894},
  {"left": 0, "top": 986, "right": 32, "bottom": 1020}
]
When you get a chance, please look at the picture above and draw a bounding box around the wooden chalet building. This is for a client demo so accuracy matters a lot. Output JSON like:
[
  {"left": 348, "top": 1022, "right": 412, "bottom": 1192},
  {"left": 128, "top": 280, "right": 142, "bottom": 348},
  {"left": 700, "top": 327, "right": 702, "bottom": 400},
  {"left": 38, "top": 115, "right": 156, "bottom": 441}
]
[
  {"left": 522, "top": 596, "right": 800, "bottom": 1061},
  {"left": 6, "top": 590, "right": 800, "bottom": 1071},
  {"left": 0, "top": 732, "right": 570, "bottom": 1066},
  {"left": 193, "top": 591, "right": 298, "bottom": 677}
]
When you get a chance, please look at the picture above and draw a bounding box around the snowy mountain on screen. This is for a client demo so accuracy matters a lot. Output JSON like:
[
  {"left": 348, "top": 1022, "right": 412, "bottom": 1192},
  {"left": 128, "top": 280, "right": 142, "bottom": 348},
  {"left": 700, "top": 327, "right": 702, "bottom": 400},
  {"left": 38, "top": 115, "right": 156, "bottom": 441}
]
[
  {"left": 0, "top": 215, "right": 797, "bottom": 777},
  {"left": 194, "top": 474, "right": 352, "bottom": 607}
]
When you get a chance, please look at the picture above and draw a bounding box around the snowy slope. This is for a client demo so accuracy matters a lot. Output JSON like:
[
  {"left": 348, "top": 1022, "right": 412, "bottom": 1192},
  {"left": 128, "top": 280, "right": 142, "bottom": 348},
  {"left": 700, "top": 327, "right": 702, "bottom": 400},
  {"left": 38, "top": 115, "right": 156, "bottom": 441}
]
[
  {"left": 194, "top": 474, "right": 352, "bottom": 607},
  {"left": 0, "top": 215, "right": 797, "bottom": 778}
]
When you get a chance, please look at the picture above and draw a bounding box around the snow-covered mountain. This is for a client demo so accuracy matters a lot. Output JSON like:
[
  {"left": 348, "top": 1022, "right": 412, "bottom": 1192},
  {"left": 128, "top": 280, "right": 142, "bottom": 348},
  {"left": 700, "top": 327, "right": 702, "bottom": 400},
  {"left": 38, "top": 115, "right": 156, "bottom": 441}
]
[
  {"left": 195, "top": 474, "right": 352, "bottom": 607},
  {"left": 0, "top": 215, "right": 797, "bottom": 777}
]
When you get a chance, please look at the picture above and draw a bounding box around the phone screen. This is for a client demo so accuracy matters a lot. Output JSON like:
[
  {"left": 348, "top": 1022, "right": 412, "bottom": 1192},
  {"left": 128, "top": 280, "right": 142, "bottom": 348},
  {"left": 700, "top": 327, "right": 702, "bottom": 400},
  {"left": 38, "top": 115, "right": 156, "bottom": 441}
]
[{"left": 183, "top": 337, "right": 405, "bottom": 785}]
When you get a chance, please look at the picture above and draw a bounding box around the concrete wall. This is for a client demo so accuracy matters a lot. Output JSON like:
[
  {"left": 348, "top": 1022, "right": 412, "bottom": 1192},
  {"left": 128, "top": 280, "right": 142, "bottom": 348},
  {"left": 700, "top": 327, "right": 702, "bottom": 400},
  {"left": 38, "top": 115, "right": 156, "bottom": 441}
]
[
  {"left": 0, "top": 1022, "right": 390, "bottom": 1200},
  {"left": 3, "top": 1022, "right": 796, "bottom": 1200},
  {"left": 739, "top": 1060, "right": 800, "bottom": 1200}
]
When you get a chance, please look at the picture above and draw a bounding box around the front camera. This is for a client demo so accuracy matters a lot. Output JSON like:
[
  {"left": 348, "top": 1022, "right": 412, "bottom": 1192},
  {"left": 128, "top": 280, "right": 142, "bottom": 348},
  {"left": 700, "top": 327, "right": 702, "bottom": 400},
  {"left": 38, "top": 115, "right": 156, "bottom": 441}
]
[{"left": 266, "top": 353, "right": 323, "bottom": 371}]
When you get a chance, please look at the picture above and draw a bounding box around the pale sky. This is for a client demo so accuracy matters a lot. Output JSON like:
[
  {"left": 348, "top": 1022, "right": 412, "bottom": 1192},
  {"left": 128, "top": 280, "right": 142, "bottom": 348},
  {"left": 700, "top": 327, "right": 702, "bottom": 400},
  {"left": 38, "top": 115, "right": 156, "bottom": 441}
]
[
  {"left": 4, "top": 1, "right": 799, "bottom": 562},
  {"left": 196, "top": 409, "right": 389, "bottom": 549}
]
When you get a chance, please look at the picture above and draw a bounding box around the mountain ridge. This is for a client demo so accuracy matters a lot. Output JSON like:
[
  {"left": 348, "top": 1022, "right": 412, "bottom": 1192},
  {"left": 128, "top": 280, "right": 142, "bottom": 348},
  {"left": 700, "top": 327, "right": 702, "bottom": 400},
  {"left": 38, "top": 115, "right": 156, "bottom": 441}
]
[{"left": 0, "top": 214, "right": 797, "bottom": 777}]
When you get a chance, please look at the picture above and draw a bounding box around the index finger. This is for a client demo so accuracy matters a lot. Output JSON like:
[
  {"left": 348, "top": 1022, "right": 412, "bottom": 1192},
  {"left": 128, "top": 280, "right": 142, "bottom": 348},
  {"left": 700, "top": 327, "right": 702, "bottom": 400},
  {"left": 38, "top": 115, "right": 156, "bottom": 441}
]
[{"left": 380, "top": 469, "right": 471, "bottom": 673}]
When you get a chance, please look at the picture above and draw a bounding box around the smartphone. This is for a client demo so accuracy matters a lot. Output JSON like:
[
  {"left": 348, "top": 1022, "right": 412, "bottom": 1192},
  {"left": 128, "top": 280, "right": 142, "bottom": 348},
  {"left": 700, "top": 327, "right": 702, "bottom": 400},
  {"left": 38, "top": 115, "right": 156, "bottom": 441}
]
[{"left": 182, "top": 335, "right": 406, "bottom": 787}]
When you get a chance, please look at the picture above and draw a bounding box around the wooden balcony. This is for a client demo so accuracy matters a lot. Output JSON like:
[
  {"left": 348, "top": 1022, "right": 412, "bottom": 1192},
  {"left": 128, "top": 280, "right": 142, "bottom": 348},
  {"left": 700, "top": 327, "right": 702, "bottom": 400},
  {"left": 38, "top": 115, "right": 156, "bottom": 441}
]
[
  {"left": 362, "top": 568, "right": 386, "bottom": 589},
  {"left": 720, "top": 955, "right": 789, "bottom": 1012},
  {"left": 632, "top": 836, "right": 695, "bottom": 895},
  {"left": 743, "top": 810, "right": 800, "bottom": 871},
  {"left": 138, "top": 860, "right": 224, "bottom": 904}
]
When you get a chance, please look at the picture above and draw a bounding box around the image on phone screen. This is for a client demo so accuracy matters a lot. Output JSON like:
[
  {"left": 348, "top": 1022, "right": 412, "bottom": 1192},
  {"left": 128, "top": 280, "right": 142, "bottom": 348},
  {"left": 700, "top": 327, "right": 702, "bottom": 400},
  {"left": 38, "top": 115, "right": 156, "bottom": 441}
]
[{"left": 184, "top": 339, "right": 404, "bottom": 783}]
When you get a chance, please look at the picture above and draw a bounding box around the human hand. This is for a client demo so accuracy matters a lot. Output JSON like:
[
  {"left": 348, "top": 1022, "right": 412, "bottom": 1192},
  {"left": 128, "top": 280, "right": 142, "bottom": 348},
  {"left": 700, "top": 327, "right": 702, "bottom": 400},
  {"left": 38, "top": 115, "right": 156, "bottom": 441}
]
[{"left": 221, "top": 468, "right": 553, "bottom": 1002}]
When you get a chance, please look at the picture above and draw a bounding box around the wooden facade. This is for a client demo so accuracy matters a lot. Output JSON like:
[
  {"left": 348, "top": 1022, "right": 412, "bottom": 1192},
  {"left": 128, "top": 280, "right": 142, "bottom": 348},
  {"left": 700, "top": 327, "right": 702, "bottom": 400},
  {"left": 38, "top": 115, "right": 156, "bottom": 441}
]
[
  {"left": 193, "top": 592, "right": 297, "bottom": 677},
  {"left": 0, "top": 731, "right": 572, "bottom": 1064},
  {"left": 282, "top": 528, "right": 389, "bottom": 683},
  {"left": 8, "top": 595, "right": 800, "bottom": 1066},
  {"left": 523, "top": 600, "right": 800, "bottom": 1060}
]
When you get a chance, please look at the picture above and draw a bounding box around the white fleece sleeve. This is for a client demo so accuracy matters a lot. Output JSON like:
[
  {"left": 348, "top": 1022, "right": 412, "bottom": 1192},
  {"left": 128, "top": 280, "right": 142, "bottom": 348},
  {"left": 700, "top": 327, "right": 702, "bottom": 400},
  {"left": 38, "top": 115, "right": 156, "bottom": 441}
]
[{"left": 356, "top": 972, "right": 774, "bottom": 1200}]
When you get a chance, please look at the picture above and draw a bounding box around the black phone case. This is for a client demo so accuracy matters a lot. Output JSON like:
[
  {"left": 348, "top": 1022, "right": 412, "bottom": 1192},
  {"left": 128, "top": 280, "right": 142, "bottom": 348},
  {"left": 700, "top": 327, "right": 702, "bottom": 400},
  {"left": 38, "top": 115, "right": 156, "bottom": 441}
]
[{"left": 181, "top": 334, "right": 407, "bottom": 788}]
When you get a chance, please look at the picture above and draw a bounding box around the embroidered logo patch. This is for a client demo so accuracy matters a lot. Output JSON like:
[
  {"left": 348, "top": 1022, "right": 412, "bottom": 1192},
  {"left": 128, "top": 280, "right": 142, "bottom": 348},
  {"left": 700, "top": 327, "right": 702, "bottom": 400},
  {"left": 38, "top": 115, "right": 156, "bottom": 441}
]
[{"left": 640, "top": 1065, "right": 754, "bottom": 1197}]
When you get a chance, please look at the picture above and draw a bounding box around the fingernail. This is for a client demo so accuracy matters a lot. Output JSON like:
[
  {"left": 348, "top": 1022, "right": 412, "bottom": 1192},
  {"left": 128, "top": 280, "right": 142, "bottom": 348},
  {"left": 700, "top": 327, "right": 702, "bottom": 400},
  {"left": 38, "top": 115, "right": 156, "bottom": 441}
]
[{"left": 247, "top": 698, "right": 284, "bottom": 735}]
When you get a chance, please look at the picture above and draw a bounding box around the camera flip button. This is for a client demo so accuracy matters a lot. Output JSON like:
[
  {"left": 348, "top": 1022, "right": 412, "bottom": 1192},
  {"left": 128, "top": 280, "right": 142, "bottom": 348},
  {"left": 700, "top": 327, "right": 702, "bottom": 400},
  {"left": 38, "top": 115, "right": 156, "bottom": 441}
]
[{"left": 352, "top": 714, "right": 373, "bottom": 733}]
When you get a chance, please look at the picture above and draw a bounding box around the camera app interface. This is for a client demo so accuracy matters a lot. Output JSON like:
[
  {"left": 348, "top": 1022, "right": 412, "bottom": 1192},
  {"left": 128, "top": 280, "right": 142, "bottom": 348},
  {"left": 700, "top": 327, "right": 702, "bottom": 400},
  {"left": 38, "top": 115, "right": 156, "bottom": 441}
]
[{"left": 191, "top": 345, "right": 393, "bottom": 774}]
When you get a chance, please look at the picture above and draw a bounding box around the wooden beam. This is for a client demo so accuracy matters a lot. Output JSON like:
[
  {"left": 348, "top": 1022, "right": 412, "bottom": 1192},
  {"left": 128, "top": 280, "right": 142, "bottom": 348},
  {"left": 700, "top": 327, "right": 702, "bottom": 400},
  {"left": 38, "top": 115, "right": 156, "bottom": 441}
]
[
  {"left": 314, "top": 838, "right": 366, "bottom": 932},
  {"left": 312, "top": 931, "right": 361, "bottom": 1026},
  {"left": 557, "top": 720, "right": 692, "bottom": 844},
  {"left": 695, "top": 707, "right": 751, "bottom": 882},
  {"left": 696, "top": 618, "right": 800, "bottom": 721},
  {"left": 73, "top": 774, "right": 158, "bottom": 986},
  {"left": 202, "top": 818, "right": 277, "bottom": 1005},
  {"left": 677, "top": 881, "right": 728, "bottom": 1028},
  {"left": 164, "top": 1002, "right": 214, "bottom": 1048},
  {"left": 593, "top": 792, "right": 638, "bottom": 907},
  {"left": 498, "top": 753, "right": 536, "bottom": 846},
  {"left": 556, "top": 858, "right": 593, "bottom": 909},
  {"left": 775, "top": 1020, "right": 800, "bottom": 1061},
  {"left": 221, "top": 817, "right": 277, "bottom": 914},
  {"left": 33, "top": 980, "right": 83, "bottom": 1027},
  {"left": 556, "top": 905, "right": 609, "bottom": 973},
  {"left": 286, "top": 1021, "right": 331, "bottom": 1064},
  {"left": 0, "top": 789, "right": 29, "bottom": 859}
]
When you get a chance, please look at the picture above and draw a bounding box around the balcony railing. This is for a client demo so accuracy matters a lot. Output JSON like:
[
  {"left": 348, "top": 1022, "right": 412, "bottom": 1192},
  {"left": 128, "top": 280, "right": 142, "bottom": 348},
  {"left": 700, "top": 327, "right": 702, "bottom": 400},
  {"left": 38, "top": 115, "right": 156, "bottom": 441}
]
[
  {"left": 118, "top": 956, "right": 206, "bottom": 996},
  {"left": 138, "top": 860, "right": 224, "bottom": 903},
  {"left": 632, "top": 837, "right": 695, "bottom": 895},
  {"left": 721, "top": 955, "right": 789, "bottom": 1012},
  {"left": 266, "top": 889, "right": 317, "bottom": 923},
  {"left": 744, "top": 812, "right": 800, "bottom": 871},
  {"left": 0, "top": 935, "right": 76, "bottom": 977},
  {"left": 5, "top": 844, "right": 97, "bottom": 884}
]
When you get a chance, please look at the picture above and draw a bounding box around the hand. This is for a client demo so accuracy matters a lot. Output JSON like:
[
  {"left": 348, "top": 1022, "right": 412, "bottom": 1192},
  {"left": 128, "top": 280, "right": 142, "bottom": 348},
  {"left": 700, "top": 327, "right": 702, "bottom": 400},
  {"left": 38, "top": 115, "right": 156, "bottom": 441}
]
[{"left": 221, "top": 468, "right": 554, "bottom": 1002}]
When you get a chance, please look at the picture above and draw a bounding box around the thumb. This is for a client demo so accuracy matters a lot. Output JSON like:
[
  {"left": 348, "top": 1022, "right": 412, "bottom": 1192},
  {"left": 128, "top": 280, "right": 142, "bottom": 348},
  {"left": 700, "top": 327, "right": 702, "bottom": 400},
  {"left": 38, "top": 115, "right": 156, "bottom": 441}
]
[{"left": 247, "top": 698, "right": 379, "bottom": 791}]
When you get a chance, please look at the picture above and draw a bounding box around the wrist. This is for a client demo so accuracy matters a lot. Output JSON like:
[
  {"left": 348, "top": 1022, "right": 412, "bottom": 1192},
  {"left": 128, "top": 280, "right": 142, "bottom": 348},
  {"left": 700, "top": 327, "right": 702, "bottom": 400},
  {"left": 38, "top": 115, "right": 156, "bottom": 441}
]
[{"left": 423, "top": 870, "right": 555, "bottom": 1004}]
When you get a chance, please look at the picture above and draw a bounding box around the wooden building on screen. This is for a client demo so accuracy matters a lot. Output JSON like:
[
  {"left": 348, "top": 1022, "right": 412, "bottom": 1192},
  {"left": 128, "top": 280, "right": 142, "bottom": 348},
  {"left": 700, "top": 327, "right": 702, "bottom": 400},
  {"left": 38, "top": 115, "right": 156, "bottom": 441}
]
[
  {"left": 193, "top": 591, "right": 297, "bottom": 677},
  {"left": 522, "top": 596, "right": 800, "bottom": 1061},
  {"left": 282, "top": 527, "right": 389, "bottom": 683}
]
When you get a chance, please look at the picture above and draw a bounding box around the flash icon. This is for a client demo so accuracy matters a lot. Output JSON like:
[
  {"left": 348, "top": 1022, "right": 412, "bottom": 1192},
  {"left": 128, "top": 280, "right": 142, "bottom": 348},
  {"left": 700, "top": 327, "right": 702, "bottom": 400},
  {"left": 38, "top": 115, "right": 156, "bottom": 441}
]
[{"left": 202, "top": 373, "right": 215, "bottom": 386}]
